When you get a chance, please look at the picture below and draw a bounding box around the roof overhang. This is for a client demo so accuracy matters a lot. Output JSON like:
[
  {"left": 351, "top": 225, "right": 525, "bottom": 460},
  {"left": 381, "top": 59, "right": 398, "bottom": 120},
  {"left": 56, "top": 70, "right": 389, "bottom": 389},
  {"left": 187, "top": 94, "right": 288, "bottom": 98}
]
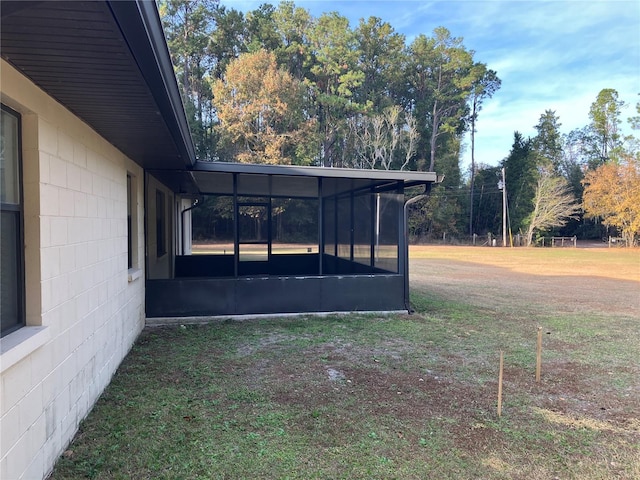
[
  {"left": 149, "top": 161, "right": 441, "bottom": 198},
  {"left": 1, "top": 0, "right": 196, "bottom": 171}
]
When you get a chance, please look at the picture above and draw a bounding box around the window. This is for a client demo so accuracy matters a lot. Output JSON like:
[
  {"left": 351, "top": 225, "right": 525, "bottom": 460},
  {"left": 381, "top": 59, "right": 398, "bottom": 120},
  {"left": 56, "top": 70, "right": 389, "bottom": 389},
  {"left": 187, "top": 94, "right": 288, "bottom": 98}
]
[
  {"left": 156, "top": 190, "right": 166, "bottom": 257},
  {"left": 127, "top": 174, "right": 133, "bottom": 268},
  {"left": 127, "top": 173, "right": 139, "bottom": 270},
  {"left": 1, "top": 105, "right": 24, "bottom": 337}
]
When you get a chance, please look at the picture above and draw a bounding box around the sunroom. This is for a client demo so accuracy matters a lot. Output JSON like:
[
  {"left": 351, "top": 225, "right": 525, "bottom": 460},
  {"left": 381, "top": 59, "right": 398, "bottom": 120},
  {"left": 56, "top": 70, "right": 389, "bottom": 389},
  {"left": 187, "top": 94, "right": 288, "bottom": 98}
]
[{"left": 146, "top": 161, "right": 439, "bottom": 319}]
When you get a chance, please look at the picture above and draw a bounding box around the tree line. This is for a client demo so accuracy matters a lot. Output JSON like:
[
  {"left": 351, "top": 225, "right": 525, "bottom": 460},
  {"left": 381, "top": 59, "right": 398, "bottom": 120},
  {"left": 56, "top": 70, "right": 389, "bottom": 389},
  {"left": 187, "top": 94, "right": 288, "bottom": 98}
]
[
  {"left": 472, "top": 91, "right": 639, "bottom": 246},
  {"left": 159, "top": 0, "right": 639, "bottom": 246}
]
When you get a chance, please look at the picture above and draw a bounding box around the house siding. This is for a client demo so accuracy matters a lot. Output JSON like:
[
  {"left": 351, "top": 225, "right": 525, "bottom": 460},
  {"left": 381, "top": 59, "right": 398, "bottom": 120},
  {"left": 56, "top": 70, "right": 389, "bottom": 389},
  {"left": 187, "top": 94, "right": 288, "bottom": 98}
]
[{"left": 1, "top": 60, "right": 145, "bottom": 480}]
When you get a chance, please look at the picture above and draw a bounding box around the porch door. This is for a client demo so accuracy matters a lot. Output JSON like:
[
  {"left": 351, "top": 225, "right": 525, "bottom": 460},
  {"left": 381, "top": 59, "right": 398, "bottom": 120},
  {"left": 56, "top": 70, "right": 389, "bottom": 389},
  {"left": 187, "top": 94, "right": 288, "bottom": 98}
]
[{"left": 237, "top": 201, "right": 270, "bottom": 275}]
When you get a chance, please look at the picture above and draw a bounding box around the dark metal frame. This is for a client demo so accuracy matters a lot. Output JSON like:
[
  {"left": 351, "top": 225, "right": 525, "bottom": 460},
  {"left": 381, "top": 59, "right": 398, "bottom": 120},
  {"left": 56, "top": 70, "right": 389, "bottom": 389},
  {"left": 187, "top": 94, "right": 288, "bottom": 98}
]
[{"left": 146, "top": 164, "right": 437, "bottom": 318}]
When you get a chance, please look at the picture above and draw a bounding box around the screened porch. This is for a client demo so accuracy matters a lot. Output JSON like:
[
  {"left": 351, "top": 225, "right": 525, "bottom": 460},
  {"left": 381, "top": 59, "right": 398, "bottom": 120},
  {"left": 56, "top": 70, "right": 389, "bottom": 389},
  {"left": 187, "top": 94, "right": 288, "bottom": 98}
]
[{"left": 146, "top": 162, "right": 438, "bottom": 318}]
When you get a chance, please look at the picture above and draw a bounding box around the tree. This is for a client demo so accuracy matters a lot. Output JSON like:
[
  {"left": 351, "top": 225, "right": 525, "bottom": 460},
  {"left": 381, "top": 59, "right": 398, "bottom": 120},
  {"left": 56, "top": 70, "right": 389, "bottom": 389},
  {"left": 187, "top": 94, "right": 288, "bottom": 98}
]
[
  {"left": 533, "top": 110, "right": 563, "bottom": 171},
  {"left": 582, "top": 157, "right": 640, "bottom": 246},
  {"left": 408, "top": 185, "right": 461, "bottom": 240},
  {"left": 588, "top": 88, "right": 626, "bottom": 165},
  {"left": 211, "top": 49, "right": 316, "bottom": 165},
  {"left": 560, "top": 128, "right": 590, "bottom": 194},
  {"left": 354, "top": 16, "right": 406, "bottom": 111},
  {"left": 524, "top": 169, "right": 580, "bottom": 246},
  {"left": 347, "top": 106, "right": 418, "bottom": 170},
  {"left": 159, "top": 0, "right": 217, "bottom": 159},
  {"left": 245, "top": 4, "right": 281, "bottom": 53},
  {"left": 307, "top": 12, "right": 364, "bottom": 167},
  {"left": 209, "top": 6, "right": 248, "bottom": 78},
  {"left": 272, "top": 2, "right": 313, "bottom": 80},
  {"left": 471, "top": 164, "right": 503, "bottom": 235},
  {"left": 629, "top": 99, "right": 640, "bottom": 131},
  {"left": 502, "top": 132, "right": 538, "bottom": 233},
  {"left": 468, "top": 64, "right": 500, "bottom": 235},
  {"left": 407, "top": 28, "right": 474, "bottom": 173},
  {"left": 626, "top": 99, "right": 640, "bottom": 157}
]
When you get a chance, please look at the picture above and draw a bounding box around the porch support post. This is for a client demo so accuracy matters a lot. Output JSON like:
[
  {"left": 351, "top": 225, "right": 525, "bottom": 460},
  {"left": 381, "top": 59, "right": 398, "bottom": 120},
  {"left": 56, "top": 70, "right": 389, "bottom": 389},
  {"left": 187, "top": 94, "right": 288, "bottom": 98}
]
[
  {"left": 233, "top": 173, "right": 238, "bottom": 277},
  {"left": 350, "top": 187, "right": 355, "bottom": 263},
  {"left": 318, "top": 177, "right": 324, "bottom": 275},
  {"left": 370, "top": 188, "right": 376, "bottom": 268}
]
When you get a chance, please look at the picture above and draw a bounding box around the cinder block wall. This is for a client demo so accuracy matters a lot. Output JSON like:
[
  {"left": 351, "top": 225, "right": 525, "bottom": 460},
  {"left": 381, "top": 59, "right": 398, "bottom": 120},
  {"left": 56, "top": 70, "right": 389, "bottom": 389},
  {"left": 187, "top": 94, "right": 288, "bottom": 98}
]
[{"left": 1, "top": 60, "right": 146, "bottom": 480}]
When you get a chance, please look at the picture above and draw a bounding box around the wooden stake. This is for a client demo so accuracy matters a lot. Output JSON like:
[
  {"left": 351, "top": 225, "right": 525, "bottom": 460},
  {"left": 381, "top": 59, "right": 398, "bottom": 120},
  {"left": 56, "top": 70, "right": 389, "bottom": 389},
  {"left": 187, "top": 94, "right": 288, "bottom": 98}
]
[
  {"left": 536, "top": 326, "right": 543, "bottom": 382},
  {"left": 497, "top": 350, "right": 504, "bottom": 417}
]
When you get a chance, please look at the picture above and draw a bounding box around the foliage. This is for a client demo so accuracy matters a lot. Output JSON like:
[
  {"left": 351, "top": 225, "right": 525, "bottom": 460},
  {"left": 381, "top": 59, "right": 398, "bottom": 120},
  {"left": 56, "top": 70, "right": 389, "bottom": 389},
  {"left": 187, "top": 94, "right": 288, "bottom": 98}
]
[
  {"left": 192, "top": 196, "right": 234, "bottom": 241},
  {"left": 587, "top": 88, "right": 626, "bottom": 165},
  {"left": 469, "top": 88, "right": 640, "bottom": 243},
  {"left": 211, "top": 49, "right": 316, "bottom": 164},
  {"left": 409, "top": 185, "right": 462, "bottom": 239},
  {"left": 533, "top": 110, "right": 564, "bottom": 171},
  {"left": 353, "top": 17, "right": 406, "bottom": 111},
  {"left": 162, "top": 3, "right": 493, "bottom": 172},
  {"left": 626, "top": 100, "right": 640, "bottom": 157},
  {"left": 159, "top": 0, "right": 218, "bottom": 159},
  {"left": 470, "top": 164, "right": 502, "bottom": 236},
  {"left": 524, "top": 169, "right": 581, "bottom": 246},
  {"left": 407, "top": 28, "right": 475, "bottom": 173},
  {"left": 502, "top": 132, "right": 538, "bottom": 234},
  {"left": 307, "top": 12, "right": 365, "bottom": 166},
  {"left": 209, "top": 6, "right": 248, "bottom": 78},
  {"left": 272, "top": 2, "right": 313, "bottom": 80},
  {"left": 582, "top": 157, "right": 640, "bottom": 246}
]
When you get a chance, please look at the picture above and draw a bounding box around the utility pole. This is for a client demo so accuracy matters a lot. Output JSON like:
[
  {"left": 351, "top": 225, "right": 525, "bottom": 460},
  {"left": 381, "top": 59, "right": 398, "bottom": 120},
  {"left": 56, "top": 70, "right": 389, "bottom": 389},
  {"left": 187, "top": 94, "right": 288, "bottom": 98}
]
[{"left": 498, "top": 167, "right": 507, "bottom": 247}]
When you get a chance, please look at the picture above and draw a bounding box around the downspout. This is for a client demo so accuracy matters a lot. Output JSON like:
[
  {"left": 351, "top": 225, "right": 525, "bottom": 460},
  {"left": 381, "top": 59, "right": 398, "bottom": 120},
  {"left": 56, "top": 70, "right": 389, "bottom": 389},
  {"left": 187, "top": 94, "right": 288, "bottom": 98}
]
[
  {"left": 180, "top": 198, "right": 201, "bottom": 256},
  {"left": 403, "top": 175, "right": 443, "bottom": 313}
]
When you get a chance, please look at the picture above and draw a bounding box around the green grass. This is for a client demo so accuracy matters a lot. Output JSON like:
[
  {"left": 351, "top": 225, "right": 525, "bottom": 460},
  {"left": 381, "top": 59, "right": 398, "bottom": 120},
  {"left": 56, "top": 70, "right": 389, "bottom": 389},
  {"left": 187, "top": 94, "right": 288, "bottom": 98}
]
[
  {"left": 50, "top": 249, "right": 640, "bottom": 480},
  {"left": 51, "top": 317, "right": 640, "bottom": 479}
]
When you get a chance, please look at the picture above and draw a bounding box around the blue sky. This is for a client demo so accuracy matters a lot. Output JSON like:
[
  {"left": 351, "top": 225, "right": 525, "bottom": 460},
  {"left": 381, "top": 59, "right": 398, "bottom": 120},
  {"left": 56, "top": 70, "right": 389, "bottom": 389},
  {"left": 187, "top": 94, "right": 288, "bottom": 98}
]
[{"left": 223, "top": 0, "right": 640, "bottom": 170}]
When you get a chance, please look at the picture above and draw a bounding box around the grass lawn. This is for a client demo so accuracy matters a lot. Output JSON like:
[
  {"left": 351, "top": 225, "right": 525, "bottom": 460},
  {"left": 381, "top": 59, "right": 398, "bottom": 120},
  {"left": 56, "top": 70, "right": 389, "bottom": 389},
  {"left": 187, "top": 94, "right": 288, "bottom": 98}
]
[{"left": 50, "top": 247, "right": 640, "bottom": 479}]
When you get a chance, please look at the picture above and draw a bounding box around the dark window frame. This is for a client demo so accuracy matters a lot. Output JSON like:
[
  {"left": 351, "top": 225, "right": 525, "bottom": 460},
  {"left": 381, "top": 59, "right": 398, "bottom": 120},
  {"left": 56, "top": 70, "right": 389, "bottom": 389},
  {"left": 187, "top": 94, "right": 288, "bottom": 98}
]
[
  {"left": 127, "top": 174, "right": 133, "bottom": 269},
  {"left": 1, "top": 104, "right": 25, "bottom": 337}
]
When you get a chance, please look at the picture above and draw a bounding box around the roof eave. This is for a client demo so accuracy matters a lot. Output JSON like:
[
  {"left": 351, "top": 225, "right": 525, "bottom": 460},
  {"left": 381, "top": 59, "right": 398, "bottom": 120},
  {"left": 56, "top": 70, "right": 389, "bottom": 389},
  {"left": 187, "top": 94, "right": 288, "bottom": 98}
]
[
  {"left": 192, "top": 161, "right": 440, "bottom": 183},
  {"left": 107, "top": 0, "right": 196, "bottom": 168}
]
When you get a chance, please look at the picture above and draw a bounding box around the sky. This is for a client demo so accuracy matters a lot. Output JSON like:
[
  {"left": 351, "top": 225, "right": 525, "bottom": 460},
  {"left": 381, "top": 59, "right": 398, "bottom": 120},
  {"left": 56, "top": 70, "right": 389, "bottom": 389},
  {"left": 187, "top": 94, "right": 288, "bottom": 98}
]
[{"left": 222, "top": 0, "right": 640, "bottom": 170}]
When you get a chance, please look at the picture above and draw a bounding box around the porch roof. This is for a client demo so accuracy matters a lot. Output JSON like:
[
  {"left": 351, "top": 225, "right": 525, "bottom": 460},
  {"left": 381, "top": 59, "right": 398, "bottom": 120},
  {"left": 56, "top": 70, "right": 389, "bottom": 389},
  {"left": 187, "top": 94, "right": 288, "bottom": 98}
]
[
  {"left": 1, "top": 0, "right": 195, "bottom": 171},
  {"left": 150, "top": 161, "right": 442, "bottom": 198}
]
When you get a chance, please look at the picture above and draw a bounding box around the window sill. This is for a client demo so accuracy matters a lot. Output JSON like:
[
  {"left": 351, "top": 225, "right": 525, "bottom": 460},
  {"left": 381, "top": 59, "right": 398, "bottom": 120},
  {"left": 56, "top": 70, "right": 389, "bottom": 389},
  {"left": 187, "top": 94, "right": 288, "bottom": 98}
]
[
  {"left": 0, "top": 326, "right": 50, "bottom": 373},
  {"left": 128, "top": 268, "right": 142, "bottom": 283}
]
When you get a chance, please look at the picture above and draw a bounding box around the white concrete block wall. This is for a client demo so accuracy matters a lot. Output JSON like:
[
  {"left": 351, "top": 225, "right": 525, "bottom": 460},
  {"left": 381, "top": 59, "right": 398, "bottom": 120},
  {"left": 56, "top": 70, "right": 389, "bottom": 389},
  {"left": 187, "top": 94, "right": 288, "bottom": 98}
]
[{"left": 1, "top": 60, "right": 146, "bottom": 479}]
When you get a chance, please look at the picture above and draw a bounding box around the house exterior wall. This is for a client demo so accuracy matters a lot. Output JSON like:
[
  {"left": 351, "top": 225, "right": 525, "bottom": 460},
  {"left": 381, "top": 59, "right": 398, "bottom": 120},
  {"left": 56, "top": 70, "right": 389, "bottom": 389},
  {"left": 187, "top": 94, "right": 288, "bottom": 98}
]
[{"left": 0, "top": 60, "right": 146, "bottom": 480}]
